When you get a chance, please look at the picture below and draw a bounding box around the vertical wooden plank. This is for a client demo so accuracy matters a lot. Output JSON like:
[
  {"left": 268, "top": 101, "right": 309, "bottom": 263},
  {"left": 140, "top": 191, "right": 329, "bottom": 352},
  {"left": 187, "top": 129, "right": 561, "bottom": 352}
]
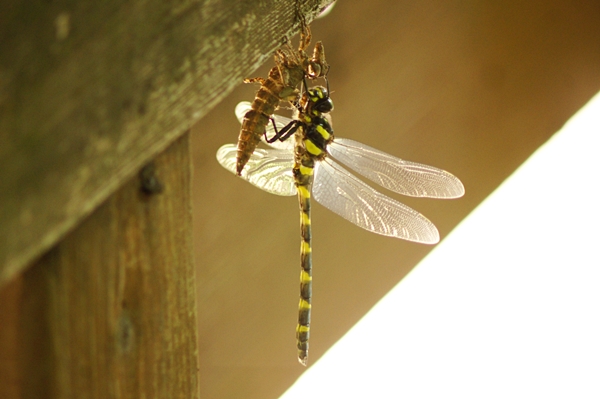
[
  {"left": 0, "top": 133, "right": 198, "bottom": 398},
  {"left": 0, "top": 276, "right": 24, "bottom": 398}
]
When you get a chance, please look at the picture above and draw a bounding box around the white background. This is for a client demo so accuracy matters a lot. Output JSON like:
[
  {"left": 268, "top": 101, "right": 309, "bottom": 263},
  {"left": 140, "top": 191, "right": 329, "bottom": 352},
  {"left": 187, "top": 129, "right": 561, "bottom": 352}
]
[{"left": 280, "top": 92, "right": 600, "bottom": 399}]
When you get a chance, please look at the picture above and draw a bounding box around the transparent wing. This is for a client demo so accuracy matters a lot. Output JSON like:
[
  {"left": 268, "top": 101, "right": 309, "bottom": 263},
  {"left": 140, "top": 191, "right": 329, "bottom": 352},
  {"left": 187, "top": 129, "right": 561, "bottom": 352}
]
[
  {"left": 234, "top": 101, "right": 253, "bottom": 124},
  {"left": 216, "top": 144, "right": 296, "bottom": 196},
  {"left": 313, "top": 158, "right": 440, "bottom": 244},
  {"left": 327, "top": 138, "right": 464, "bottom": 199},
  {"left": 235, "top": 101, "right": 295, "bottom": 151}
]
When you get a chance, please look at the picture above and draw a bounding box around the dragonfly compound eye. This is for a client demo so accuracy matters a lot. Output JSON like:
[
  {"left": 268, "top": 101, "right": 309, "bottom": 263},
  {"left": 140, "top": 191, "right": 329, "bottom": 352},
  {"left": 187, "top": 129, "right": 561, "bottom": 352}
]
[{"left": 316, "top": 98, "right": 334, "bottom": 113}]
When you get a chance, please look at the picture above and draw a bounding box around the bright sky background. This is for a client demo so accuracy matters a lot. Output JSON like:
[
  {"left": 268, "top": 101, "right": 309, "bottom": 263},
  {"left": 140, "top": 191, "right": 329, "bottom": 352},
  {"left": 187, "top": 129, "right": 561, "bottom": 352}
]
[{"left": 280, "top": 91, "right": 600, "bottom": 399}]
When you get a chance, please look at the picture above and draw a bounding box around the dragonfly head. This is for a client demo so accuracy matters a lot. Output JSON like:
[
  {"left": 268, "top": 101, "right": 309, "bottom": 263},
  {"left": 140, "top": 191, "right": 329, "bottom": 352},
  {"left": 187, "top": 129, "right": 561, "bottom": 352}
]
[{"left": 305, "top": 86, "right": 334, "bottom": 115}]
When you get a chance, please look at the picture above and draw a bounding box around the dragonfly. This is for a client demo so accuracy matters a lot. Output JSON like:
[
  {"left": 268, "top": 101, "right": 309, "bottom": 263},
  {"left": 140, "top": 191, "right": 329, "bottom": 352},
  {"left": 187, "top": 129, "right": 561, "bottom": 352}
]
[{"left": 216, "top": 84, "right": 465, "bottom": 365}]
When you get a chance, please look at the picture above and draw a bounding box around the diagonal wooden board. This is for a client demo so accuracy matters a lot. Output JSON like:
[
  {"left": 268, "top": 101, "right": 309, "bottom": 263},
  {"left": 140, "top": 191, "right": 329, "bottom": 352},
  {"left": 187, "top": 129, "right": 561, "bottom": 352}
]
[{"left": 0, "top": 0, "right": 336, "bottom": 286}]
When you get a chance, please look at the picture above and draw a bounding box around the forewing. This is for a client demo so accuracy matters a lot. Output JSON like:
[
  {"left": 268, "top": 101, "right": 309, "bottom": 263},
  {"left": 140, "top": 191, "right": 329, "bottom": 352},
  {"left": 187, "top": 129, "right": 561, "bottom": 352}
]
[
  {"left": 216, "top": 144, "right": 296, "bottom": 196},
  {"left": 235, "top": 101, "right": 295, "bottom": 151},
  {"left": 313, "top": 158, "right": 440, "bottom": 244},
  {"left": 328, "top": 138, "right": 465, "bottom": 199}
]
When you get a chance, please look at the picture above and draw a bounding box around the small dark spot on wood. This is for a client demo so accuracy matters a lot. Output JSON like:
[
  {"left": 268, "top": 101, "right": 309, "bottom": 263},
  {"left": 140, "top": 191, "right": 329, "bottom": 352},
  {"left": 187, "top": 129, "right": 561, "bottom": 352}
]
[
  {"left": 117, "top": 312, "right": 134, "bottom": 353},
  {"left": 122, "top": 98, "right": 132, "bottom": 110},
  {"left": 139, "top": 162, "right": 164, "bottom": 194}
]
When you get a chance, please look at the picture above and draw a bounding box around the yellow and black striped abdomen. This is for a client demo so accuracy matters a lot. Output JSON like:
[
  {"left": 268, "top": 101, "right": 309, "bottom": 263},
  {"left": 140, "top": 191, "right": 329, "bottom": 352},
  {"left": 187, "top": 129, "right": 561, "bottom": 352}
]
[
  {"left": 294, "top": 136, "right": 315, "bottom": 365},
  {"left": 295, "top": 177, "right": 312, "bottom": 366},
  {"left": 293, "top": 112, "right": 333, "bottom": 366}
]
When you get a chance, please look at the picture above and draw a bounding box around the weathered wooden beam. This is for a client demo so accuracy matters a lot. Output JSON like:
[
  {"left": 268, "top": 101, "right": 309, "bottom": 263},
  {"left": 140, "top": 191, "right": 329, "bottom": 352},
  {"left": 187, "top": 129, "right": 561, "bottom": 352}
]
[
  {"left": 0, "top": 0, "right": 336, "bottom": 286},
  {"left": 0, "top": 133, "right": 198, "bottom": 398}
]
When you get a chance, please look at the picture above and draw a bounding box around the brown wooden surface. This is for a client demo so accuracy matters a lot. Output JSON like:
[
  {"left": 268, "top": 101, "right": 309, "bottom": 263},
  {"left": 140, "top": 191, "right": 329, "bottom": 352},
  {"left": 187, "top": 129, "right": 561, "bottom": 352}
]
[
  {"left": 0, "top": 0, "right": 335, "bottom": 287},
  {"left": 191, "top": 1, "right": 600, "bottom": 398},
  {"left": 0, "top": 134, "right": 198, "bottom": 398}
]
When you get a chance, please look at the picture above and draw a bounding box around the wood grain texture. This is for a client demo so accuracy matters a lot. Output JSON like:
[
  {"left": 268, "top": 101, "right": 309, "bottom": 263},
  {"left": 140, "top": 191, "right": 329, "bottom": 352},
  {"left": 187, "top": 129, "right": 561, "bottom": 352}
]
[
  {"left": 0, "top": 0, "right": 336, "bottom": 286},
  {"left": 0, "top": 134, "right": 198, "bottom": 398}
]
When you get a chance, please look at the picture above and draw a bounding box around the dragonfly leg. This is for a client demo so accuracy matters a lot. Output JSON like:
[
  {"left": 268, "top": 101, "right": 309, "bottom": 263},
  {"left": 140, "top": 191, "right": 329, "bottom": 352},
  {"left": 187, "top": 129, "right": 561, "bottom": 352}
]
[
  {"left": 243, "top": 76, "right": 266, "bottom": 85},
  {"left": 295, "top": 7, "right": 311, "bottom": 52},
  {"left": 264, "top": 119, "right": 300, "bottom": 143}
]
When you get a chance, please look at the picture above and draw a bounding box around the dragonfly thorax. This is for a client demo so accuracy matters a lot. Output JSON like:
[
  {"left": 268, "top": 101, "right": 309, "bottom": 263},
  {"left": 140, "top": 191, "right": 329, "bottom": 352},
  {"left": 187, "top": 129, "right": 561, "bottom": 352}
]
[{"left": 302, "top": 86, "right": 334, "bottom": 116}]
